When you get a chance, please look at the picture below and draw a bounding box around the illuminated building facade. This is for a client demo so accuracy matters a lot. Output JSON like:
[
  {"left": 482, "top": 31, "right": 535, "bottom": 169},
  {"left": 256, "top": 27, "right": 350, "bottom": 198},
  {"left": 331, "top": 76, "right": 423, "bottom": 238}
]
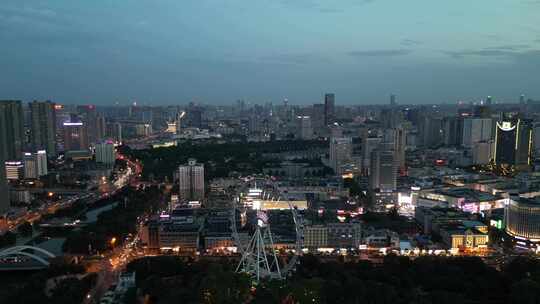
[
  {"left": 494, "top": 118, "right": 533, "bottom": 172},
  {"left": 505, "top": 197, "right": 540, "bottom": 249}
]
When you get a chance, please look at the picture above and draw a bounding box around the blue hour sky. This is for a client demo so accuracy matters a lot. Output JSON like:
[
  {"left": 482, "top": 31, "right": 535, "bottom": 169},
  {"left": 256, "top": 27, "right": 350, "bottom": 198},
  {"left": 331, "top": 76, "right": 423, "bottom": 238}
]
[{"left": 0, "top": 0, "right": 539, "bottom": 105}]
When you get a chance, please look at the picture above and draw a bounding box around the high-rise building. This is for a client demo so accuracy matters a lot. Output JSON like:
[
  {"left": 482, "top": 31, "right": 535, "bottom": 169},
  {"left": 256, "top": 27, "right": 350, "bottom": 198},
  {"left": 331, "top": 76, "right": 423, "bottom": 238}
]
[
  {"left": 419, "top": 116, "right": 443, "bottom": 147},
  {"left": 107, "top": 122, "right": 123, "bottom": 143},
  {"left": 187, "top": 105, "right": 203, "bottom": 129},
  {"left": 0, "top": 154, "right": 9, "bottom": 213},
  {"left": 462, "top": 118, "right": 492, "bottom": 148},
  {"left": 329, "top": 137, "right": 352, "bottom": 175},
  {"left": 472, "top": 141, "right": 493, "bottom": 165},
  {"left": 77, "top": 105, "right": 100, "bottom": 145},
  {"left": 443, "top": 116, "right": 463, "bottom": 147},
  {"left": 0, "top": 100, "right": 25, "bottom": 161},
  {"left": 36, "top": 150, "right": 48, "bottom": 176},
  {"left": 178, "top": 158, "right": 205, "bottom": 201},
  {"left": 30, "top": 101, "right": 57, "bottom": 156},
  {"left": 390, "top": 94, "right": 396, "bottom": 106},
  {"left": 369, "top": 149, "right": 396, "bottom": 191},
  {"left": 485, "top": 96, "right": 493, "bottom": 105},
  {"left": 23, "top": 152, "right": 38, "bottom": 179},
  {"left": 95, "top": 142, "right": 116, "bottom": 165},
  {"left": 312, "top": 104, "right": 326, "bottom": 135},
  {"left": 363, "top": 137, "right": 382, "bottom": 172},
  {"left": 324, "top": 93, "right": 335, "bottom": 126},
  {"left": 494, "top": 117, "right": 533, "bottom": 171},
  {"left": 392, "top": 127, "right": 407, "bottom": 172},
  {"left": 297, "top": 116, "right": 313, "bottom": 140},
  {"left": 96, "top": 114, "right": 106, "bottom": 142},
  {"left": 63, "top": 121, "right": 89, "bottom": 151},
  {"left": 380, "top": 108, "right": 402, "bottom": 129}
]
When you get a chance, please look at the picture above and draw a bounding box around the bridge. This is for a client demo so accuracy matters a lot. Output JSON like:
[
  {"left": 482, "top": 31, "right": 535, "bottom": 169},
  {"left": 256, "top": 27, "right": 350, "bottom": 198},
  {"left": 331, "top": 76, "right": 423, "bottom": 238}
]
[{"left": 0, "top": 246, "right": 56, "bottom": 270}]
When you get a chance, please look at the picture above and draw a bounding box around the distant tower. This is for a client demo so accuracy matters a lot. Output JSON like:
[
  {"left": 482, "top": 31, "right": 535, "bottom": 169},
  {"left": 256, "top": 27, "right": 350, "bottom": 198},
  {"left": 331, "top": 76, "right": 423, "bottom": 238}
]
[
  {"left": 520, "top": 94, "right": 526, "bottom": 105},
  {"left": 329, "top": 137, "right": 352, "bottom": 175},
  {"left": 324, "top": 93, "right": 335, "bottom": 126},
  {"left": 177, "top": 158, "right": 205, "bottom": 201},
  {"left": 297, "top": 116, "right": 313, "bottom": 140},
  {"left": 485, "top": 96, "right": 493, "bottom": 106},
  {"left": 369, "top": 149, "right": 396, "bottom": 191},
  {"left": 390, "top": 94, "right": 397, "bottom": 106}
]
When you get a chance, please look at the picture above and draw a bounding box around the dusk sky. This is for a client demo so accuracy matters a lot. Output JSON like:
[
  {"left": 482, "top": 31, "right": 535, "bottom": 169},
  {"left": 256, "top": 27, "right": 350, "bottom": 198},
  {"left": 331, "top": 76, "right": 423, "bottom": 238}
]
[{"left": 1, "top": 0, "right": 539, "bottom": 105}]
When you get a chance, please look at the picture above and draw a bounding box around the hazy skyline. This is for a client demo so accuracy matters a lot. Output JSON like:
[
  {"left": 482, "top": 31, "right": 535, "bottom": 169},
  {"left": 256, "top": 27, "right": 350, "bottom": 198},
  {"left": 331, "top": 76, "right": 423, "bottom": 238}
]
[{"left": 1, "top": 0, "right": 539, "bottom": 105}]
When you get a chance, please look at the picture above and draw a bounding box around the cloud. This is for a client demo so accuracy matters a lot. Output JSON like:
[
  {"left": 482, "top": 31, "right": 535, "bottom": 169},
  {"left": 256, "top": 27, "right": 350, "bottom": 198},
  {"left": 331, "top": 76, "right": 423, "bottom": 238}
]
[
  {"left": 259, "top": 53, "right": 318, "bottom": 65},
  {"left": 401, "top": 39, "right": 422, "bottom": 46},
  {"left": 484, "top": 44, "right": 531, "bottom": 50},
  {"left": 443, "top": 49, "right": 516, "bottom": 59},
  {"left": 348, "top": 49, "right": 412, "bottom": 57},
  {"left": 278, "top": 0, "right": 375, "bottom": 13},
  {"left": 442, "top": 47, "right": 540, "bottom": 65}
]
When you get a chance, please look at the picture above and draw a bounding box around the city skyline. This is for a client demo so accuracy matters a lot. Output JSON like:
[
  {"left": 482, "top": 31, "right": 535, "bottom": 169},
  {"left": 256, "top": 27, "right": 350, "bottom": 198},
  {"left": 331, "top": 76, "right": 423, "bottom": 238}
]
[{"left": 1, "top": 0, "right": 539, "bottom": 105}]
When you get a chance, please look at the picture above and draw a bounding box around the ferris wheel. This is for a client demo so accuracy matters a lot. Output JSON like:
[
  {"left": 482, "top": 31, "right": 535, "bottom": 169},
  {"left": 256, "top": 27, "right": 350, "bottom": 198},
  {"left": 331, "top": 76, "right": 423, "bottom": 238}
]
[{"left": 231, "top": 179, "right": 303, "bottom": 283}]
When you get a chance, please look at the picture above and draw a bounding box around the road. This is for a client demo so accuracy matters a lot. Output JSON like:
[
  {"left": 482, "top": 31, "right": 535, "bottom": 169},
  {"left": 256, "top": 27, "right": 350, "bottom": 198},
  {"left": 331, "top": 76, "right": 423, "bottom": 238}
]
[
  {"left": 82, "top": 153, "right": 143, "bottom": 303},
  {"left": 1, "top": 153, "right": 138, "bottom": 236}
]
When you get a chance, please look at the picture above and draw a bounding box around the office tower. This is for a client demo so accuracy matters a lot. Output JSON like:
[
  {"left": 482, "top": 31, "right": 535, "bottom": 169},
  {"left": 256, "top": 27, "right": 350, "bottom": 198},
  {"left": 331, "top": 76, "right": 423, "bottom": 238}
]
[
  {"left": 329, "top": 137, "right": 352, "bottom": 175},
  {"left": 36, "top": 150, "right": 48, "bottom": 176},
  {"left": 107, "top": 122, "right": 123, "bottom": 143},
  {"left": 520, "top": 94, "right": 526, "bottom": 105},
  {"left": 393, "top": 127, "right": 406, "bottom": 171},
  {"left": 0, "top": 154, "right": 9, "bottom": 213},
  {"left": 390, "top": 94, "right": 396, "bottom": 106},
  {"left": 23, "top": 152, "right": 38, "bottom": 179},
  {"left": 178, "top": 158, "right": 205, "bottom": 201},
  {"left": 494, "top": 117, "right": 533, "bottom": 171},
  {"left": 0, "top": 100, "right": 25, "bottom": 161},
  {"left": 186, "top": 103, "right": 203, "bottom": 128},
  {"left": 380, "top": 108, "right": 402, "bottom": 129},
  {"left": 30, "top": 101, "right": 57, "bottom": 156},
  {"left": 95, "top": 142, "right": 116, "bottom": 165},
  {"left": 324, "top": 93, "right": 335, "bottom": 126},
  {"left": 363, "top": 137, "right": 382, "bottom": 172},
  {"left": 77, "top": 105, "right": 99, "bottom": 145},
  {"left": 462, "top": 118, "right": 492, "bottom": 148},
  {"left": 297, "top": 116, "right": 313, "bottom": 140},
  {"left": 472, "top": 141, "right": 493, "bottom": 165},
  {"left": 419, "top": 116, "right": 443, "bottom": 147},
  {"left": 63, "top": 121, "right": 89, "bottom": 151},
  {"left": 443, "top": 116, "right": 463, "bottom": 147},
  {"left": 369, "top": 149, "right": 396, "bottom": 191},
  {"left": 4, "top": 161, "right": 24, "bottom": 180},
  {"left": 485, "top": 96, "right": 493, "bottom": 105},
  {"left": 96, "top": 114, "right": 106, "bottom": 142},
  {"left": 312, "top": 104, "right": 326, "bottom": 134}
]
